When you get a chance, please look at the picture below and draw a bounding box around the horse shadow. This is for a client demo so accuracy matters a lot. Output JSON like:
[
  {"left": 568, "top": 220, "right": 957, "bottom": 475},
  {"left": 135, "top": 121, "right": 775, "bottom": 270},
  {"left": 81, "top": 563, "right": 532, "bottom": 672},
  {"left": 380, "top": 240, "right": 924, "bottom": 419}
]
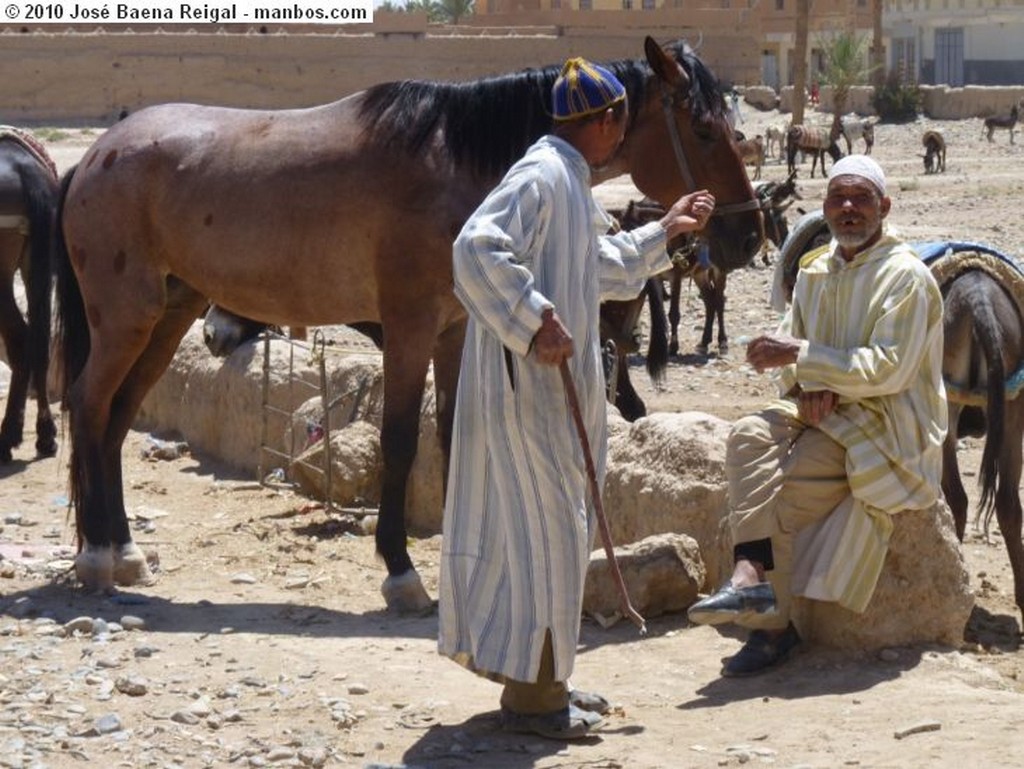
[
  {"left": 0, "top": 456, "right": 43, "bottom": 480},
  {"left": 0, "top": 580, "right": 440, "bottom": 642}
]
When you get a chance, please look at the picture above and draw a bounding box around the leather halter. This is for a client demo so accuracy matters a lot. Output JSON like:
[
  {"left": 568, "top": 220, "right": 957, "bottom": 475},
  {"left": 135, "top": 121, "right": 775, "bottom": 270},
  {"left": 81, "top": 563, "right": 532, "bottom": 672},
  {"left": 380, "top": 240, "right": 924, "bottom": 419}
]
[{"left": 660, "top": 93, "right": 761, "bottom": 218}]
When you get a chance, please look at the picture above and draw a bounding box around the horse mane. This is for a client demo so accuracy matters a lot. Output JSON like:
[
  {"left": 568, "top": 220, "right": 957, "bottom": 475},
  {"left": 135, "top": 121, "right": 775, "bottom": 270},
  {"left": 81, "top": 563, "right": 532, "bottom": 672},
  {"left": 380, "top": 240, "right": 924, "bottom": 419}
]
[{"left": 357, "top": 41, "right": 725, "bottom": 180}]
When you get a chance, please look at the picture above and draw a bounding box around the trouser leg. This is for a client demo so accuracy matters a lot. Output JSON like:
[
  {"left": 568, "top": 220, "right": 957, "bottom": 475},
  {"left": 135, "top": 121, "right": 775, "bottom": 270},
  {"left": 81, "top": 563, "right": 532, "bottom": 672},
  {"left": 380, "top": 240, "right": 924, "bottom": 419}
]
[
  {"left": 499, "top": 630, "right": 569, "bottom": 714},
  {"left": 726, "top": 411, "right": 850, "bottom": 629}
]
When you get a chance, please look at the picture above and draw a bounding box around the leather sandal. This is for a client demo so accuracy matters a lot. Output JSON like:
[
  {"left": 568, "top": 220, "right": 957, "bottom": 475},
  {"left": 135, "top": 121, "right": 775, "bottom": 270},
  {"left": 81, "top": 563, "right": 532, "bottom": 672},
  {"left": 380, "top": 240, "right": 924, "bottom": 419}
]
[
  {"left": 500, "top": 703, "right": 602, "bottom": 740},
  {"left": 569, "top": 689, "right": 611, "bottom": 715}
]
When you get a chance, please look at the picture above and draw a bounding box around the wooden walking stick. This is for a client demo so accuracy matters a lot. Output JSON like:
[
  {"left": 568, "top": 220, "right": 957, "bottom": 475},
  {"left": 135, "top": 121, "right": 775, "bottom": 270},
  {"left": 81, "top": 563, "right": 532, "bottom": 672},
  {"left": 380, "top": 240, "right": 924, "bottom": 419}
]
[{"left": 559, "top": 359, "right": 647, "bottom": 635}]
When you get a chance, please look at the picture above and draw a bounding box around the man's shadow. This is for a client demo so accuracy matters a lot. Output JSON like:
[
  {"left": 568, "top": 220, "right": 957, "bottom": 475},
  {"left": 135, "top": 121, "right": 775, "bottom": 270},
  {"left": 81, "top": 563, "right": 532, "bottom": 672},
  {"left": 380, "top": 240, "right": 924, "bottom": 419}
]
[{"left": 401, "top": 710, "right": 642, "bottom": 769}]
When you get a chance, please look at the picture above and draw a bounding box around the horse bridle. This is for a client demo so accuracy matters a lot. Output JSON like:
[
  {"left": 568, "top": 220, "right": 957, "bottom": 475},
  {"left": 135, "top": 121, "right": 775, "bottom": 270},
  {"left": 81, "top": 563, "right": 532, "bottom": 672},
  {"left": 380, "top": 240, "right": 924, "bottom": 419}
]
[{"left": 660, "top": 92, "right": 762, "bottom": 218}]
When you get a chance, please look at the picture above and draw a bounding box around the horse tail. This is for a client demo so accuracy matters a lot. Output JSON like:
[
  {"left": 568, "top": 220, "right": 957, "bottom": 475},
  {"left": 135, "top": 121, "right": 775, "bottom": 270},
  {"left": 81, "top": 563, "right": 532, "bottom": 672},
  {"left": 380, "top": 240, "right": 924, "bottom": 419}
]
[
  {"left": 54, "top": 164, "right": 89, "bottom": 406},
  {"left": 644, "top": 277, "right": 669, "bottom": 383},
  {"left": 974, "top": 292, "right": 1006, "bottom": 523},
  {"left": 23, "top": 163, "right": 57, "bottom": 399}
]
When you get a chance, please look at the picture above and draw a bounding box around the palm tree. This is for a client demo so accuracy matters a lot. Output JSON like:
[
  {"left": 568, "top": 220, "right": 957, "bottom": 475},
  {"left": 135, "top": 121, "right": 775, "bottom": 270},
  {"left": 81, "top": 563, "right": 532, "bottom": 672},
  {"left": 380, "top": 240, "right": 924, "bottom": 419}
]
[
  {"left": 819, "top": 31, "right": 876, "bottom": 141},
  {"left": 792, "top": 0, "right": 810, "bottom": 128},
  {"left": 871, "top": 0, "right": 885, "bottom": 91},
  {"left": 432, "top": 0, "right": 474, "bottom": 24}
]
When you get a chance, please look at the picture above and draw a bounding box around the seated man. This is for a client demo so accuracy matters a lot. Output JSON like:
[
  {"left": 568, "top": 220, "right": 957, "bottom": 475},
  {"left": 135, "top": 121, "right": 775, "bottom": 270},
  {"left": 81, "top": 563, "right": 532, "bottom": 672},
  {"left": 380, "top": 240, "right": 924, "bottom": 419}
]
[{"left": 688, "top": 155, "right": 947, "bottom": 677}]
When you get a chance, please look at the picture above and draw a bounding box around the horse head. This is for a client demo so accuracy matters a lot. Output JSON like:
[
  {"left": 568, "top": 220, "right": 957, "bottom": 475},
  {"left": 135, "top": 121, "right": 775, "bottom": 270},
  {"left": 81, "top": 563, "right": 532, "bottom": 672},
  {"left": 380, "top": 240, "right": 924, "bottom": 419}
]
[{"left": 614, "top": 36, "right": 763, "bottom": 274}]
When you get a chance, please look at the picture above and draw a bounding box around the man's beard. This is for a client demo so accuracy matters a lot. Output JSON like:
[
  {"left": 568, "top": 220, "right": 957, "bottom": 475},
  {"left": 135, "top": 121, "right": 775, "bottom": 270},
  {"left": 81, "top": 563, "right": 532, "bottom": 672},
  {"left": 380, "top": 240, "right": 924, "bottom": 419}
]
[{"left": 831, "top": 224, "right": 875, "bottom": 251}]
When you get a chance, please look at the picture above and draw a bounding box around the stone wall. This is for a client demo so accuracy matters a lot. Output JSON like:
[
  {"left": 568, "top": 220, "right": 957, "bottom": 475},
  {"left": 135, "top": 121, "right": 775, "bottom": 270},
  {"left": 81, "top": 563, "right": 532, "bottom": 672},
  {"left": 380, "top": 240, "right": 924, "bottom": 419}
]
[{"left": 0, "top": 13, "right": 760, "bottom": 125}]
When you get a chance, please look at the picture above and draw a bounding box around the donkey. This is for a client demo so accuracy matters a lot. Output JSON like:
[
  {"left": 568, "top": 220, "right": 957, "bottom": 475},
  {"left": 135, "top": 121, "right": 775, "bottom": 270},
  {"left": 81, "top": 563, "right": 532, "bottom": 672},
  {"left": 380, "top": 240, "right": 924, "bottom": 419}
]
[
  {"left": 786, "top": 124, "right": 843, "bottom": 178},
  {"left": 764, "top": 124, "right": 787, "bottom": 162},
  {"left": 983, "top": 104, "right": 1018, "bottom": 144},
  {"left": 922, "top": 129, "right": 946, "bottom": 174},
  {"left": 736, "top": 134, "right": 765, "bottom": 180},
  {"left": 840, "top": 114, "right": 878, "bottom": 155}
]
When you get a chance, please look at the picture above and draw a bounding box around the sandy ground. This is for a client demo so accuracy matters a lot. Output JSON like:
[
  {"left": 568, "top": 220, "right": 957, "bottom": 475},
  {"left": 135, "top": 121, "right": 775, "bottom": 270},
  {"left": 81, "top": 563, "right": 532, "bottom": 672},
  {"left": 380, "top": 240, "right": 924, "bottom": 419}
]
[{"left": 2, "top": 109, "right": 1024, "bottom": 769}]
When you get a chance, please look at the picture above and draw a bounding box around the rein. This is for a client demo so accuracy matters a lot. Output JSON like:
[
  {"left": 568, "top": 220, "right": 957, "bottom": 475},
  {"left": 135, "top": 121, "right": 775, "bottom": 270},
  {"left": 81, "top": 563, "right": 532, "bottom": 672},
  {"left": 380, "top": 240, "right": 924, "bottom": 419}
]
[{"left": 659, "top": 94, "right": 761, "bottom": 218}]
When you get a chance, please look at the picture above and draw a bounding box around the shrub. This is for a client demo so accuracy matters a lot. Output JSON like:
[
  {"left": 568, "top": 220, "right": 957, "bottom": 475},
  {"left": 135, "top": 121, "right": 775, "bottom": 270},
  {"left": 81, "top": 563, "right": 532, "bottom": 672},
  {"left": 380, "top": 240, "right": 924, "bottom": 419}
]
[{"left": 873, "top": 70, "right": 921, "bottom": 123}]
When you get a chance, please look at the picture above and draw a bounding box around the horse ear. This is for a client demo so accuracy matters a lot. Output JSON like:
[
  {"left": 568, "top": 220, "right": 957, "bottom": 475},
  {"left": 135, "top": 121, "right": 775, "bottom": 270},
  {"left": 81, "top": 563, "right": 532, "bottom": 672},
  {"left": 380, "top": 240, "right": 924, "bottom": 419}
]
[{"left": 644, "top": 36, "right": 689, "bottom": 90}]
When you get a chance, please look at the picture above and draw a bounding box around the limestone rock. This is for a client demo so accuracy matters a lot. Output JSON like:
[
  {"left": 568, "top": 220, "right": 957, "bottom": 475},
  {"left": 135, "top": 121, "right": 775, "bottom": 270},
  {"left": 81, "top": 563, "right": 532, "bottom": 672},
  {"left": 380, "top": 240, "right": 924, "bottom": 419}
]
[
  {"left": 137, "top": 323, "right": 445, "bottom": 534},
  {"left": 583, "top": 533, "right": 705, "bottom": 620},
  {"left": 709, "top": 498, "right": 973, "bottom": 649},
  {"left": 291, "top": 421, "right": 382, "bottom": 507},
  {"left": 792, "top": 501, "right": 974, "bottom": 649},
  {"left": 603, "top": 411, "right": 731, "bottom": 585}
]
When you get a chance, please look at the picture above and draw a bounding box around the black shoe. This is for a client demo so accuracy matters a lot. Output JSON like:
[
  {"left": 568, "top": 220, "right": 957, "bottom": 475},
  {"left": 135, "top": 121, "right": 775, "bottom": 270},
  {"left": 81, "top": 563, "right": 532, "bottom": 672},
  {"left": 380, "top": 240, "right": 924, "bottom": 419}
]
[
  {"left": 721, "top": 623, "right": 801, "bottom": 677},
  {"left": 687, "top": 581, "right": 777, "bottom": 626}
]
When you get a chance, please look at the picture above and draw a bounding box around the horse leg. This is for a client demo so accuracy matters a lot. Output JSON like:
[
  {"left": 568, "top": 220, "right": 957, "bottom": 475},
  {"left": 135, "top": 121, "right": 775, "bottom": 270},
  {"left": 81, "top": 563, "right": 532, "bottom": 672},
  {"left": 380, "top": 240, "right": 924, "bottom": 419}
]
[
  {"left": 0, "top": 244, "right": 28, "bottom": 462},
  {"left": 102, "top": 282, "right": 208, "bottom": 585},
  {"left": 941, "top": 404, "right": 968, "bottom": 541},
  {"left": 378, "top": 318, "right": 436, "bottom": 613},
  {"left": 614, "top": 354, "right": 646, "bottom": 421},
  {"left": 995, "top": 400, "right": 1024, "bottom": 619},
  {"left": 23, "top": 239, "right": 57, "bottom": 459},
  {"left": 696, "top": 271, "right": 714, "bottom": 356},
  {"left": 431, "top": 318, "right": 466, "bottom": 494},
  {"left": 68, "top": 328, "right": 155, "bottom": 589},
  {"left": 715, "top": 270, "right": 728, "bottom": 354},
  {"left": 668, "top": 269, "right": 682, "bottom": 356},
  {"left": 66, "top": 264, "right": 175, "bottom": 590}
]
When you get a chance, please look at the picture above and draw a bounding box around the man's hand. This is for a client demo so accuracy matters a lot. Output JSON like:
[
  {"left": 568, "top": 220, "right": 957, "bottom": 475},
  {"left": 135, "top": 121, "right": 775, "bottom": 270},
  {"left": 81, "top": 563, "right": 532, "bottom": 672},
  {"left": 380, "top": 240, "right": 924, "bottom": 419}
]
[
  {"left": 745, "top": 333, "right": 801, "bottom": 373},
  {"left": 660, "top": 189, "right": 716, "bottom": 240},
  {"left": 532, "top": 308, "right": 573, "bottom": 366},
  {"left": 798, "top": 390, "right": 838, "bottom": 426}
]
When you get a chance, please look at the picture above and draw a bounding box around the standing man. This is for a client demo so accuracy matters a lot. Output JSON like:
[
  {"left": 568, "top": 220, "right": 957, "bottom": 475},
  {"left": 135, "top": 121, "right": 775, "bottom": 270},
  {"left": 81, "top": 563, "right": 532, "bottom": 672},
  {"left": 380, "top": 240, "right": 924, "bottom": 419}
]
[
  {"left": 439, "top": 58, "right": 715, "bottom": 739},
  {"left": 688, "top": 155, "right": 947, "bottom": 677}
]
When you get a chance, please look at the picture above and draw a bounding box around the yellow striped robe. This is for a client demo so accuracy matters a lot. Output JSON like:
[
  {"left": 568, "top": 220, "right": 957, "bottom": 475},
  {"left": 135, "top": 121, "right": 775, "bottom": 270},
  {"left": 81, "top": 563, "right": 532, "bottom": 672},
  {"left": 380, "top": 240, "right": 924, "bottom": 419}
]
[{"left": 772, "top": 234, "right": 947, "bottom": 611}]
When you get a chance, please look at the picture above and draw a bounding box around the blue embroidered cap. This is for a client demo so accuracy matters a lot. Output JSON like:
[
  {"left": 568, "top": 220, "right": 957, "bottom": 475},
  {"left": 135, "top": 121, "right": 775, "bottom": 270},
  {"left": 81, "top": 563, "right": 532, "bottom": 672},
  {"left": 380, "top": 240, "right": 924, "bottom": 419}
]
[{"left": 551, "top": 57, "right": 627, "bottom": 122}]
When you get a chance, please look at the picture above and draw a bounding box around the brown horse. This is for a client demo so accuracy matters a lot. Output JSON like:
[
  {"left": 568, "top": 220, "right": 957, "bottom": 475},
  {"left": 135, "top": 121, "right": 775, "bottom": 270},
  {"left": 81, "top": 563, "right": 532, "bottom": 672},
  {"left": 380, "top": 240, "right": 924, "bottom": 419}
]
[
  {"left": 0, "top": 128, "right": 58, "bottom": 463},
  {"left": 54, "top": 37, "right": 762, "bottom": 610}
]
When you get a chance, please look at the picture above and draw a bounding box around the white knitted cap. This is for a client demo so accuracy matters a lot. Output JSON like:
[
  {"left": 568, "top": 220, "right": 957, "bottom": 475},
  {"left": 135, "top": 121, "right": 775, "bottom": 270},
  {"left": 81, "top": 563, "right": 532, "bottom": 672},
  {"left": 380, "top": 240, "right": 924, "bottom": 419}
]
[{"left": 827, "top": 154, "right": 887, "bottom": 195}]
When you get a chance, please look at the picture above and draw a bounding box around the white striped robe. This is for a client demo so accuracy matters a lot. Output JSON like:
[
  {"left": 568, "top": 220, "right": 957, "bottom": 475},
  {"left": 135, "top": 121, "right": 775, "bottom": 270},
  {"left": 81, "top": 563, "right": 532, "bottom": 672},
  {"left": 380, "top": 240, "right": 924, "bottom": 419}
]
[
  {"left": 439, "top": 135, "right": 671, "bottom": 683},
  {"left": 774, "top": 234, "right": 947, "bottom": 611}
]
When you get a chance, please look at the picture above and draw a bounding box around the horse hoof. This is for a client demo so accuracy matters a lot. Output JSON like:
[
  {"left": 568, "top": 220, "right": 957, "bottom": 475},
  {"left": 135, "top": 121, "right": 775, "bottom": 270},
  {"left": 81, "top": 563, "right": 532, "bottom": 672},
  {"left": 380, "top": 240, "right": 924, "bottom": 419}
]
[
  {"left": 113, "top": 542, "right": 155, "bottom": 586},
  {"left": 381, "top": 571, "right": 434, "bottom": 614},
  {"left": 75, "top": 545, "right": 115, "bottom": 592},
  {"left": 36, "top": 438, "right": 58, "bottom": 458}
]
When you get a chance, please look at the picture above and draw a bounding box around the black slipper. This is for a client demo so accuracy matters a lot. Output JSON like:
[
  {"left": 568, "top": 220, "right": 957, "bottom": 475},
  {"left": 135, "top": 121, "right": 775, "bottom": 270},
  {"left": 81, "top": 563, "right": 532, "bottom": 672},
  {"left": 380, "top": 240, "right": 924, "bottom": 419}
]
[
  {"left": 687, "top": 580, "right": 777, "bottom": 625},
  {"left": 721, "top": 622, "right": 801, "bottom": 677}
]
